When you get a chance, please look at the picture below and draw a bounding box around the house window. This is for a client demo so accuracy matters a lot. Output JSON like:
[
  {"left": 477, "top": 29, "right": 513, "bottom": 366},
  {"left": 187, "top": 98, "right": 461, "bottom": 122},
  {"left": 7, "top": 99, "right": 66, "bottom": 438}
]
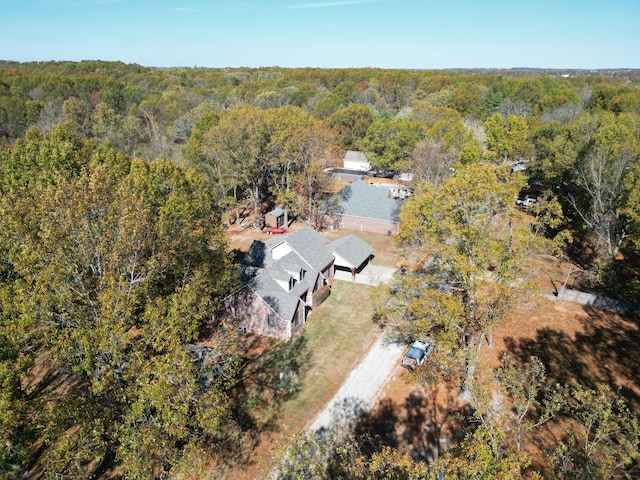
[{"left": 268, "top": 314, "right": 275, "bottom": 327}]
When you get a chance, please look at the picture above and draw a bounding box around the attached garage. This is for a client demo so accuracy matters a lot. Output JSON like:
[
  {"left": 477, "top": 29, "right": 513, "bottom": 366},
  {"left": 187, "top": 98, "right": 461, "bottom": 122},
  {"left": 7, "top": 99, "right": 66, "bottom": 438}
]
[{"left": 329, "top": 234, "right": 374, "bottom": 276}]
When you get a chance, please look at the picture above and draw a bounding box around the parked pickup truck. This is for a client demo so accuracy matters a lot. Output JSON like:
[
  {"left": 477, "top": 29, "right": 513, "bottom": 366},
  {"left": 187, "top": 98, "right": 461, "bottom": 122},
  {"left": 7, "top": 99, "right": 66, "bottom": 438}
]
[
  {"left": 402, "top": 339, "right": 435, "bottom": 370},
  {"left": 515, "top": 197, "right": 537, "bottom": 207}
]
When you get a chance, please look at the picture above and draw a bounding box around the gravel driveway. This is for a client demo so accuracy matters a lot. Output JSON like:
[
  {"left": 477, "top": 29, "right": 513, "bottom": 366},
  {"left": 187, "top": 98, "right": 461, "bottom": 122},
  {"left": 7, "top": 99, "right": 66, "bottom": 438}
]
[{"left": 309, "top": 334, "right": 405, "bottom": 432}]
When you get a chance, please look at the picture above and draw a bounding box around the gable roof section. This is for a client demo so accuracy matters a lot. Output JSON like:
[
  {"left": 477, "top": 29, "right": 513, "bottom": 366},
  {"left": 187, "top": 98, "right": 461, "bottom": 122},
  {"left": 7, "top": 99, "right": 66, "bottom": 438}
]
[
  {"left": 239, "top": 228, "right": 332, "bottom": 322},
  {"left": 237, "top": 227, "right": 375, "bottom": 323},
  {"left": 338, "top": 179, "right": 401, "bottom": 223},
  {"left": 243, "top": 227, "right": 334, "bottom": 272},
  {"left": 239, "top": 264, "right": 317, "bottom": 322},
  {"left": 277, "top": 250, "right": 306, "bottom": 275},
  {"left": 283, "top": 227, "right": 335, "bottom": 271},
  {"left": 329, "top": 234, "right": 373, "bottom": 269}
]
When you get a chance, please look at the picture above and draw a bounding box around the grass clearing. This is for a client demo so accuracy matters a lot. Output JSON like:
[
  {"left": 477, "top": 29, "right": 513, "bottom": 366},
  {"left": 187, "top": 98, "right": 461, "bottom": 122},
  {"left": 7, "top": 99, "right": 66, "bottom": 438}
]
[
  {"left": 229, "top": 280, "right": 381, "bottom": 479},
  {"left": 277, "top": 280, "right": 380, "bottom": 429}
]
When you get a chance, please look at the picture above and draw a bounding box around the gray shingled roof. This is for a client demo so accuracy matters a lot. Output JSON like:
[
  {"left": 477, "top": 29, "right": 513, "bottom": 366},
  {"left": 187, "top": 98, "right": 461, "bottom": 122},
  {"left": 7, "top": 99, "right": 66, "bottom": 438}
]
[
  {"left": 238, "top": 226, "right": 374, "bottom": 322},
  {"left": 239, "top": 266, "right": 301, "bottom": 322},
  {"left": 266, "top": 207, "right": 285, "bottom": 217},
  {"left": 284, "top": 227, "right": 335, "bottom": 271},
  {"left": 277, "top": 251, "right": 306, "bottom": 274},
  {"left": 239, "top": 261, "right": 318, "bottom": 322},
  {"left": 338, "top": 179, "right": 401, "bottom": 223},
  {"left": 240, "top": 229, "right": 331, "bottom": 321},
  {"left": 329, "top": 234, "right": 373, "bottom": 269},
  {"left": 244, "top": 228, "right": 334, "bottom": 272}
]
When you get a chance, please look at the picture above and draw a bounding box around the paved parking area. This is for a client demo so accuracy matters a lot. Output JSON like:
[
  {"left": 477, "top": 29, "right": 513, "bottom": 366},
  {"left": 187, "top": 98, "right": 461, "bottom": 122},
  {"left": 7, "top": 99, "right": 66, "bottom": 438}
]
[{"left": 333, "top": 264, "right": 396, "bottom": 286}]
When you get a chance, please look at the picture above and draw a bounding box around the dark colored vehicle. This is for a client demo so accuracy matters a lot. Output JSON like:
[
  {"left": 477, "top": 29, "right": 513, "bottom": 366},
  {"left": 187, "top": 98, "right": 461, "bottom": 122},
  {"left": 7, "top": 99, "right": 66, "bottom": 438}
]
[{"left": 402, "top": 339, "right": 435, "bottom": 370}]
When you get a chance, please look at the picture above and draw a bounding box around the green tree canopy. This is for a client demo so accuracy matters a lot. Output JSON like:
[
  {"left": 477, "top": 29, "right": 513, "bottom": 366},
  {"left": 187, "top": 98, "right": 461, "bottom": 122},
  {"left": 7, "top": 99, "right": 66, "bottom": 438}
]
[
  {"left": 0, "top": 127, "right": 238, "bottom": 478},
  {"left": 327, "top": 103, "right": 374, "bottom": 150},
  {"left": 381, "top": 163, "right": 560, "bottom": 391},
  {"left": 484, "top": 113, "right": 531, "bottom": 163},
  {"left": 361, "top": 117, "right": 426, "bottom": 171}
]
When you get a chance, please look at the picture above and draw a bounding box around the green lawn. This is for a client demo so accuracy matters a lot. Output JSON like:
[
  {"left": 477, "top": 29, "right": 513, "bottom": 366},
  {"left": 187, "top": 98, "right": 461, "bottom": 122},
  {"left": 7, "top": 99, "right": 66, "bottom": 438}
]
[
  {"left": 224, "top": 259, "right": 393, "bottom": 478},
  {"left": 241, "top": 280, "right": 381, "bottom": 433},
  {"left": 284, "top": 280, "right": 380, "bottom": 428}
]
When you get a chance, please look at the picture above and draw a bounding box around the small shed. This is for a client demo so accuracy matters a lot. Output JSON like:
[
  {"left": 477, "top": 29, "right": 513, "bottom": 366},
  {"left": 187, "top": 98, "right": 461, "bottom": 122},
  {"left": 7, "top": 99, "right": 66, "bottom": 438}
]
[{"left": 265, "top": 208, "right": 286, "bottom": 228}]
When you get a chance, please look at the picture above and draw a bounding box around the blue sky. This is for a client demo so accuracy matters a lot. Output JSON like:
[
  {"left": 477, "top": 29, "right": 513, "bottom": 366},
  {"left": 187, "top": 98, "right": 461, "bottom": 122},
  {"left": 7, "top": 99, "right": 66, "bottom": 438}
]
[{"left": 1, "top": 0, "right": 639, "bottom": 69}]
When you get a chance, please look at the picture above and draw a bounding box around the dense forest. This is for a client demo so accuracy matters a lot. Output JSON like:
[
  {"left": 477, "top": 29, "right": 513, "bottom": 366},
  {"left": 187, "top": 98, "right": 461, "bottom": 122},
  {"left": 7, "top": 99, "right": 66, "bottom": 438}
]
[{"left": 0, "top": 61, "right": 639, "bottom": 478}]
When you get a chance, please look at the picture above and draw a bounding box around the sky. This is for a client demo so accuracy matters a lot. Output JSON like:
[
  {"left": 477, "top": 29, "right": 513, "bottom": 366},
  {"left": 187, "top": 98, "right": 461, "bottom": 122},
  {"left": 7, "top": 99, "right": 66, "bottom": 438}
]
[{"left": 1, "top": 0, "right": 639, "bottom": 69}]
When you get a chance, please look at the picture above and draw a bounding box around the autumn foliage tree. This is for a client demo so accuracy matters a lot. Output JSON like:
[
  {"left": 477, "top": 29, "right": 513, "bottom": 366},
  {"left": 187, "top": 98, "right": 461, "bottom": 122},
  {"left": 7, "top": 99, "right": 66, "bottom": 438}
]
[
  {"left": 327, "top": 103, "right": 374, "bottom": 150},
  {"left": 550, "top": 384, "right": 640, "bottom": 479},
  {"left": 360, "top": 117, "right": 426, "bottom": 172},
  {"left": 0, "top": 126, "right": 238, "bottom": 478},
  {"left": 192, "top": 105, "right": 335, "bottom": 227},
  {"left": 272, "top": 426, "right": 432, "bottom": 480},
  {"left": 484, "top": 113, "right": 531, "bottom": 164},
  {"left": 381, "top": 163, "right": 549, "bottom": 392}
]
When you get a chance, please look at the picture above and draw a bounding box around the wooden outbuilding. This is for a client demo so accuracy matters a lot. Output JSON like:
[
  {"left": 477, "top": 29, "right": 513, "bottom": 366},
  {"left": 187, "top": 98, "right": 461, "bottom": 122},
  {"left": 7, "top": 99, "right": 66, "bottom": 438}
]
[{"left": 264, "top": 207, "right": 286, "bottom": 228}]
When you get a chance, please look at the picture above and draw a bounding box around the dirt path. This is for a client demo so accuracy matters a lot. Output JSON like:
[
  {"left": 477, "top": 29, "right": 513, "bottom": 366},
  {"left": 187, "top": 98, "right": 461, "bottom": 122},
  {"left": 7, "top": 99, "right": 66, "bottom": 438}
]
[{"left": 308, "top": 334, "right": 405, "bottom": 432}]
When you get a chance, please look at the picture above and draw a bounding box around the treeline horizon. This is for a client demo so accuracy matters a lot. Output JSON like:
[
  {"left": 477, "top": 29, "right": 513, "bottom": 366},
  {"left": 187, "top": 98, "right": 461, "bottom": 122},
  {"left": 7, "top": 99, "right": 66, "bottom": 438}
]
[
  {"left": 3, "top": 59, "right": 639, "bottom": 73},
  {"left": 0, "top": 58, "right": 638, "bottom": 479}
]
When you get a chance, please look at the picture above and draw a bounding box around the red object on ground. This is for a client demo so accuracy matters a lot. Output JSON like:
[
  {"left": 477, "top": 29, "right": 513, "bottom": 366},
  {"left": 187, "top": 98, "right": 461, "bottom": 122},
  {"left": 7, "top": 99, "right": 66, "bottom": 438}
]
[{"left": 263, "top": 226, "right": 287, "bottom": 234}]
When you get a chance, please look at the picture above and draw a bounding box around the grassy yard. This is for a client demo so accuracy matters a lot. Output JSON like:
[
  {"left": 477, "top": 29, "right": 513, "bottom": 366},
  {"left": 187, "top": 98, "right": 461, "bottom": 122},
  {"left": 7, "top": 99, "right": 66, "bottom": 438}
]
[
  {"left": 229, "top": 280, "right": 381, "bottom": 479},
  {"left": 279, "top": 280, "right": 381, "bottom": 429}
]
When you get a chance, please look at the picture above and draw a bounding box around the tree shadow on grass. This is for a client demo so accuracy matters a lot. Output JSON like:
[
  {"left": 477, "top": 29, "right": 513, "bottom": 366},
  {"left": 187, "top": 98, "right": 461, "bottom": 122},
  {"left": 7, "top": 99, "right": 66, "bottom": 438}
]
[
  {"left": 230, "top": 248, "right": 246, "bottom": 264},
  {"left": 500, "top": 305, "right": 640, "bottom": 477},
  {"left": 503, "top": 328, "right": 591, "bottom": 389},
  {"left": 502, "top": 306, "right": 640, "bottom": 413},
  {"left": 353, "top": 398, "right": 400, "bottom": 453},
  {"left": 604, "top": 244, "right": 640, "bottom": 304},
  {"left": 221, "top": 334, "right": 313, "bottom": 470},
  {"left": 575, "top": 306, "right": 640, "bottom": 408}
]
